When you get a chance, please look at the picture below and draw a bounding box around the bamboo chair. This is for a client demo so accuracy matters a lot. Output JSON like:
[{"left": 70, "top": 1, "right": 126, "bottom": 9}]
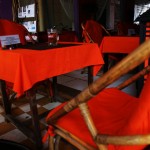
[
  {"left": 44, "top": 39, "right": 150, "bottom": 150},
  {"left": 0, "top": 19, "right": 35, "bottom": 45},
  {"left": 81, "top": 19, "right": 111, "bottom": 74},
  {"left": 81, "top": 20, "right": 120, "bottom": 73},
  {"left": 81, "top": 19, "right": 111, "bottom": 46},
  {"left": 0, "top": 19, "right": 51, "bottom": 103}
]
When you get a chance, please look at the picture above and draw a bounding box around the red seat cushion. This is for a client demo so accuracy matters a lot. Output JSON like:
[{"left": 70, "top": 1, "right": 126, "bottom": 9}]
[{"left": 46, "top": 88, "right": 148, "bottom": 150}]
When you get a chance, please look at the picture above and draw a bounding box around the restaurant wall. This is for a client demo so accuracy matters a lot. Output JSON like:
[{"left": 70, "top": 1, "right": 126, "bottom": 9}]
[{"left": 0, "top": 0, "right": 12, "bottom": 20}]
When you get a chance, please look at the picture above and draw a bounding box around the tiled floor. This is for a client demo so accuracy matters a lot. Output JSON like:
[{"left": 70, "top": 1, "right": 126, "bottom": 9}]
[{"left": 0, "top": 69, "right": 137, "bottom": 150}]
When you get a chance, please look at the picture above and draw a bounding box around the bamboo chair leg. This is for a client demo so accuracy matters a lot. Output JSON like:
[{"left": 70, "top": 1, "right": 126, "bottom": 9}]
[
  {"left": 54, "top": 135, "right": 61, "bottom": 150},
  {"left": 54, "top": 135, "right": 79, "bottom": 150},
  {"left": 49, "top": 136, "right": 55, "bottom": 150}
]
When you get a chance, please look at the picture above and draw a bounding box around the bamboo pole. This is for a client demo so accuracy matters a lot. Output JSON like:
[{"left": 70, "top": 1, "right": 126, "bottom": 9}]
[
  {"left": 117, "top": 65, "right": 150, "bottom": 90},
  {"left": 47, "top": 39, "right": 150, "bottom": 125},
  {"left": 96, "top": 134, "right": 150, "bottom": 145},
  {"left": 48, "top": 136, "right": 54, "bottom": 150},
  {"left": 79, "top": 103, "right": 108, "bottom": 150},
  {"left": 55, "top": 129, "right": 96, "bottom": 150},
  {"left": 12, "top": 0, "right": 18, "bottom": 22}
]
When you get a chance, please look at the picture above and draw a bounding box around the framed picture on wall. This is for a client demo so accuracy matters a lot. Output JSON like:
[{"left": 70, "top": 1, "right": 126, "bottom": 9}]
[{"left": 18, "top": 4, "right": 35, "bottom": 18}]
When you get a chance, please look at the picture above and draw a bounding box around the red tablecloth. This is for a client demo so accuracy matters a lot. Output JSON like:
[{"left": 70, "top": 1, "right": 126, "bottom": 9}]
[
  {"left": 0, "top": 43, "right": 104, "bottom": 96},
  {"left": 100, "top": 36, "right": 140, "bottom": 54},
  {"left": 59, "top": 31, "right": 78, "bottom": 42}
]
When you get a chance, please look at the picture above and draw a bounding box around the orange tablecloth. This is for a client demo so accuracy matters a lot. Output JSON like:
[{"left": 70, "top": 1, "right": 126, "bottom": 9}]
[
  {"left": 0, "top": 43, "right": 104, "bottom": 96},
  {"left": 100, "top": 36, "right": 140, "bottom": 54}
]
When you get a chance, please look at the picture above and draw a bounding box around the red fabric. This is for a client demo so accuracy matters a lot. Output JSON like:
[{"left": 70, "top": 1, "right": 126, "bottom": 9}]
[
  {"left": 46, "top": 75, "right": 150, "bottom": 150},
  {"left": 0, "top": 42, "right": 104, "bottom": 97},
  {"left": 0, "top": 19, "right": 28, "bottom": 45},
  {"left": 82, "top": 19, "right": 104, "bottom": 46},
  {"left": 59, "top": 31, "right": 78, "bottom": 42},
  {"left": 100, "top": 36, "right": 140, "bottom": 54},
  {"left": 42, "top": 125, "right": 55, "bottom": 143}
]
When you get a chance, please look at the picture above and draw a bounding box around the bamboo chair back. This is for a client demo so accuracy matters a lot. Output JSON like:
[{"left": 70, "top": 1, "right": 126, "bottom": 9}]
[
  {"left": 0, "top": 19, "right": 34, "bottom": 45},
  {"left": 81, "top": 19, "right": 110, "bottom": 46},
  {"left": 46, "top": 39, "right": 150, "bottom": 150}
]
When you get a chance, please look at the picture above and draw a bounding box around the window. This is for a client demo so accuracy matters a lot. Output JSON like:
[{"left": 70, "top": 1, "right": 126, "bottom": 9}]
[{"left": 134, "top": 2, "right": 150, "bottom": 24}]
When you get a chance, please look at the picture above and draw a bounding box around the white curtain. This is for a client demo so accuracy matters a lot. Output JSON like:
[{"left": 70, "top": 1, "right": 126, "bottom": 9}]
[
  {"left": 12, "top": 0, "right": 19, "bottom": 22},
  {"left": 59, "top": 0, "right": 74, "bottom": 22},
  {"left": 95, "top": 0, "right": 109, "bottom": 21}
]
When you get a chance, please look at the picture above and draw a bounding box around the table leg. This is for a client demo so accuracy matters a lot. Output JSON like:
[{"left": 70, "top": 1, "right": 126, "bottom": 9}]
[
  {"left": 0, "top": 80, "right": 11, "bottom": 115},
  {"left": 88, "top": 66, "right": 93, "bottom": 85},
  {"left": 103, "top": 54, "right": 109, "bottom": 73},
  {"left": 52, "top": 67, "right": 93, "bottom": 102},
  {"left": 52, "top": 77, "right": 64, "bottom": 102},
  {"left": 0, "top": 80, "right": 43, "bottom": 149},
  {"left": 26, "top": 89, "right": 43, "bottom": 149}
]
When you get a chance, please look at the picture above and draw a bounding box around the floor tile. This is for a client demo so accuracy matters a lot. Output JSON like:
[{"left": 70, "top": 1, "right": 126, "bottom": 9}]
[
  {"left": 65, "top": 69, "right": 88, "bottom": 80},
  {"left": 19, "top": 103, "right": 41, "bottom": 112},
  {"left": 57, "top": 75, "right": 75, "bottom": 84},
  {"left": 0, "top": 129, "right": 27, "bottom": 143},
  {"left": 0, "top": 69, "right": 138, "bottom": 150},
  {"left": 0, "top": 114, "right": 5, "bottom": 123},
  {"left": 36, "top": 93, "right": 45, "bottom": 100},
  {"left": 43, "top": 102, "right": 61, "bottom": 110},
  {"left": 0, "top": 106, "right": 4, "bottom": 113},
  {"left": 61, "top": 78, "right": 88, "bottom": 91},
  {"left": 15, "top": 113, "right": 31, "bottom": 122},
  {"left": 107, "top": 74, "right": 137, "bottom": 96}
]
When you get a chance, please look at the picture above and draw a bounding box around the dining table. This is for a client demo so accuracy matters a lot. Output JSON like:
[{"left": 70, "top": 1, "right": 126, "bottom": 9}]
[
  {"left": 100, "top": 36, "right": 140, "bottom": 54},
  {"left": 99, "top": 36, "right": 145, "bottom": 95},
  {"left": 99, "top": 36, "right": 140, "bottom": 72},
  {"left": 0, "top": 42, "right": 104, "bottom": 149}
]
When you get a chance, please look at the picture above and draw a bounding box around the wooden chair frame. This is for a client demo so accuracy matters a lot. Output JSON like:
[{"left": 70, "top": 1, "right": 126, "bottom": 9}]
[
  {"left": 47, "top": 39, "right": 150, "bottom": 150},
  {"left": 81, "top": 22, "right": 111, "bottom": 44}
]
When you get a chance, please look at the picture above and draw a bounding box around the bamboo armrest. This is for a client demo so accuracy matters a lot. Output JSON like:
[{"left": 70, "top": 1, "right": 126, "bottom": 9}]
[
  {"left": 96, "top": 133, "right": 150, "bottom": 145},
  {"left": 47, "top": 39, "right": 150, "bottom": 125},
  {"left": 117, "top": 65, "right": 150, "bottom": 90}
]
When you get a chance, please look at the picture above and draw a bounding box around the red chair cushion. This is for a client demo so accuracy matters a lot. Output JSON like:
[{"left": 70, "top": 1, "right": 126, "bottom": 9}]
[{"left": 46, "top": 88, "right": 148, "bottom": 150}]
